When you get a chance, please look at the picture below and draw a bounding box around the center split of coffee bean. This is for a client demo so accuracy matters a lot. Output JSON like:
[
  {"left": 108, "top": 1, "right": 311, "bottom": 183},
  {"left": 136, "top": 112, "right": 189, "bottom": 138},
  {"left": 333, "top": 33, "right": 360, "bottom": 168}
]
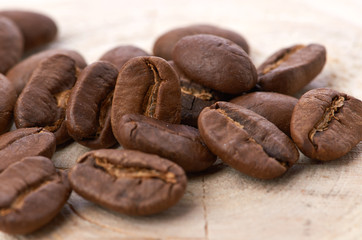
[{"left": 143, "top": 61, "right": 162, "bottom": 118}]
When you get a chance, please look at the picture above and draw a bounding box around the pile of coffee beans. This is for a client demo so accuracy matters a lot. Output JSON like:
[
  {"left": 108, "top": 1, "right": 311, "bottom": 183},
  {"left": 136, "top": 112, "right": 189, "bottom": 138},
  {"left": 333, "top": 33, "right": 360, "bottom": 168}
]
[{"left": 0, "top": 10, "right": 361, "bottom": 235}]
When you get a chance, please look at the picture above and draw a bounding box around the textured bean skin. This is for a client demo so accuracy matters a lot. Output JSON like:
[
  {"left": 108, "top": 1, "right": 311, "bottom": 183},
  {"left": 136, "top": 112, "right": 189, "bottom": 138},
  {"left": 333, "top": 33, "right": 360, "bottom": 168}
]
[
  {"left": 153, "top": 24, "right": 249, "bottom": 60},
  {"left": 291, "top": 88, "right": 362, "bottom": 161},
  {"left": 198, "top": 102, "right": 299, "bottom": 179},
  {"left": 0, "top": 74, "right": 17, "bottom": 134},
  {"left": 173, "top": 34, "right": 257, "bottom": 95},
  {"left": 69, "top": 149, "right": 187, "bottom": 216}
]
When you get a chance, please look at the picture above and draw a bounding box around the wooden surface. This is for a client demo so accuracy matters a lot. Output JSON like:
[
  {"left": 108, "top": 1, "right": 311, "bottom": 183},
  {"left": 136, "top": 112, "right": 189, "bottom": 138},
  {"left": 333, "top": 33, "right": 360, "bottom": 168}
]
[{"left": 1, "top": 0, "right": 362, "bottom": 239}]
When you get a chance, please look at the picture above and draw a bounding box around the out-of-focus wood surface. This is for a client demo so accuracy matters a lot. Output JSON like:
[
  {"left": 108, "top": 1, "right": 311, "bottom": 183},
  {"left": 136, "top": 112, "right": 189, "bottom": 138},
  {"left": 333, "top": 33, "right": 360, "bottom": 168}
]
[{"left": 1, "top": 0, "right": 362, "bottom": 239}]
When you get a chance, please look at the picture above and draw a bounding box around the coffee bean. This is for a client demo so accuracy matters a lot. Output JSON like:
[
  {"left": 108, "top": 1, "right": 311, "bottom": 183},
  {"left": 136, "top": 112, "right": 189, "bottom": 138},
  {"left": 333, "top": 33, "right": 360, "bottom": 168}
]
[
  {"left": 290, "top": 88, "right": 362, "bottom": 161},
  {"left": 0, "top": 74, "right": 17, "bottom": 135},
  {"left": 0, "top": 156, "right": 71, "bottom": 234},
  {"left": 14, "top": 54, "right": 78, "bottom": 144},
  {"left": 198, "top": 101, "right": 299, "bottom": 179},
  {"left": 116, "top": 114, "right": 216, "bottom": 172},
  {"left": 230, "top": 92, "right": 298, "bottom": 136},
  {"left": 6, "top": 49, "right": 87, "bottom": 95},
  {"left": 0, "top": 128, "right": 56, "bottom": 172},
  {"left": 257, "top": 44, "right": 326, "bottom": 95},
  {"left": 68, "top": 149, "right": 187, "bottom": 216},
  {"left": 153, "top": 24, "right": 249, "bottom": 60},
  {"left": 173, "top": 34, "right": 257, "bottom": 95},
  {"left": 66, "top": 61, "right": 119, "bottom": 149},
  {"left": 111, "top": 56, "right": 181, "bottom": 140},
  {"left": 0, "top": 16, "right": 23, "bottom": 73},
  {"left": 99, "top": 45, "right": 149, "bottom": 70},
  {"left": 0, "top": 10, "right": 57, "bottom": 51}
]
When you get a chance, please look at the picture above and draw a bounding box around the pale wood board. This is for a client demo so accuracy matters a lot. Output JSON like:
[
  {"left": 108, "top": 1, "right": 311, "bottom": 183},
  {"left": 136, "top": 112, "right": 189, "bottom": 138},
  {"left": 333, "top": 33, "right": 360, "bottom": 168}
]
[{"left": 0, "top": 0, "right": 362, "bottom": 239}]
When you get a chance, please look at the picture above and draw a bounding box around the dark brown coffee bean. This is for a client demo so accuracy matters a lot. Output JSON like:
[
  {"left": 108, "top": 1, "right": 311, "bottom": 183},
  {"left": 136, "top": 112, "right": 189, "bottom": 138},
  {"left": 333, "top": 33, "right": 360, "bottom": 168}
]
[
  {"left": 0, "top": 16, "right": 23, "bottom": 74},
  {"left": 230, "top": 92, "right": 298, "bottom": 136},
  {"left": 290, "top": 88, "right": 362, "bottom": 161},
  {"left": 99, "top": 45, "right": 149, "bottom": 70},
  {"left": 257, "top": 44, "right": 326, "bottom": 95},
  {"left": 6, "top": 49, "right": 87, "bottom": 95},
  {"left": 173, "top": 34, "right": 257, "bottom": 95},
  {"left": 111, "top": 56, "right": 181, "bottom": 141},
  {"left": 0, "top": 156, "right": 71, "bottom": 234},
  {"left": 153, "top": 24, "right": 249, "bottom": 60},
  {"left": 0, "top": 74, "right": 17, "bottom": 135},
  {"left": 0, "top": 10, "right": 57, "bottom": 51},
  {"left": 198, "top": 101, "right": 299, "bottom": 179},
  {"left": 14, "top": 54, "right": 78, "bottom": 145},
  {"left": 0, "top": 127, "right": 56, "bottom": 172},
  {"left": 66, "top": 61, "right": 119, "bottom": 149},
  {"left": 116, "top": 114, "right": 216, "bottom": 172},
  {"left": 68, "top": 149, "right": 187, "bottom": 216}
]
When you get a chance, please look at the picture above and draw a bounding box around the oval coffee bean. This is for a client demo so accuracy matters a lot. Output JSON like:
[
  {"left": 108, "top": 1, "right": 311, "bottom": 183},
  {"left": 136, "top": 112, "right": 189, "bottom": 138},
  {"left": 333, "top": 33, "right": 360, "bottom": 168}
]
[
  {"left": 173, "top": 34, "right": 257, "bottom": 95},
  {"left": 66, "top": 61, "right": 119, "bottom": 149},
  {"left": 290, "top": 88, "right": 362, "bottom": 161},
  {"left": 0, "top": 10, "right": 57, "bottom": 51},
  {"left": 0, "top": 74, "right": 17, "bottom": 135},
  {"left": 111, "top": 56, "right": 181, "bottom": 142},
  {"left": 230, "top": 92, "right": 298, "bottom": 136},
  {"left": 198, "top": 101, "right": 299, "bottom": 179},
  {"left": 0, "top": 156, "right": 71, "bottom": 234},
  {"left": 257, "top": 44, "right": 326, "bottom": 95},
  {"left": 116, "top": 114, "right": 216, "bottom": 172},
  {"left": 0, "top": 128, "right": 56, "bottom": 172},
  {"left": 69, "top": 149, "right": 187, "bottom": 216},
  {"left": 99, "top": 45, "right": 149, "bottom": 70},
  {"left": 153, "top": 24, "right": 249, "bottom": 60},
  {"left": 14, "top": 54, "right": 78, "bottom": 144},
  {"left": 0, "top": 16, "right": 23, "bottom": 73},
  {"left": 6, "top": 48, "right": 87, "bottom": 95}
]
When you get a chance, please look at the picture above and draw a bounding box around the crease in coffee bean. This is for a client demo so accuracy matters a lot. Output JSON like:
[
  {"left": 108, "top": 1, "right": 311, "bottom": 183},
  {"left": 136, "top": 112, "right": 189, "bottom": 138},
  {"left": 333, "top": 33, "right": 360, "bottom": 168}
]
[
  {"left": 143, "top": 60, "right": 163, "bottom": 117},
  {"left": 308, "top": 95, "right": 345, "bottom": 144},
  {"left": 0, "top": 128, "right": 44, "bottom": 153},
  {"left": 93, "top": 157, "right": 177, "bottom": 184},
  {"left": 261, "top": 45, "right": 305, "bottom": 75},
  {"left": 181, "top": 86, "right": 213, "bottom": 101},
  {"left": 96, "top": 90, "right": 114, "bottom": 137}
]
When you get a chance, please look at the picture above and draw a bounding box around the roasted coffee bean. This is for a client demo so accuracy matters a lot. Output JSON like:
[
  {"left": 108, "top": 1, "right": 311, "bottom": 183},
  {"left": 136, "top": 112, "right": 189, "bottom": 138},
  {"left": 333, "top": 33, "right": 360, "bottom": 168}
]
[
  {"left": 0, "top": 16, "right": 23, "bottom": 73},
  {"left": 0, "top": 156, "right": 71, "bottom": 234},
  {"left": 6, "top": 49, "right": 86, "bottom": 95},
  {"left": 257, "top": 44, "right": 326, "bottom": 95},
  {"left": 66, "top": 61, "right": 119, "bottom": 149},
  {"left": 99, "top": 45, "right": 149, "bottom": 70},
  {"left": 111, "top": 56, "right": 181, "bottom": 140},
  {"left": 173, "top": 34, "right": 257, "bottom": 95},
  {"left": 14, "top": 54, "right": 78, "bottom": 145},
  {"left": 153, "top": 24, "right": 249, "bottom": 60},
  {"left": 0, "top": 10, "right": 57, "bottom": 51},
  {"left": 0, "top": 74, "right": 17, "bottom": 135},
  {"left": 198, "top": 101, "right": 299, "bottom": 179},
  {"left": 69, "top": 149, "right": 187, "bottom": 216},
  {"left": 230, "top": 92, "right": 298, "bottom": 136},
  {"left": 290, "top": 88, "right": 362, "bottom": 161},
  {"left": 116, "top": 114, "right": 216, "bottom": 172},
  {"left": 0, "top": 127, "right": 56, "bottom": 172}
]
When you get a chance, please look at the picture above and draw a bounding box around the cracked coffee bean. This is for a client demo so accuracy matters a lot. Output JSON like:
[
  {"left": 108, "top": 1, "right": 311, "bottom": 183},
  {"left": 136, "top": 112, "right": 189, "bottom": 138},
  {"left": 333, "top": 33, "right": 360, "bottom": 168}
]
[
  {"left": 173, "top": 34, "right": 257, "bottom": 95},
  {"left": 0, "top": 127, "right": 56, "bottom": 172},
  {"left": 290, "top": 88, "right": 362, "bottom": 161},
  {"left": 68, "top": 149, "right": 187, "bottom": 216},
  {"left": 198, "top": 101, "right": 299, "bottom": 179},
  {"left": 111, "top": 56, "right": 181, "bottom": 144},
  {"left": 14, "top": 54, "right": 78, "bottom": 145},
  {"left": 99, "top": 45, "right": 149, "bottom": 70},
  {"left": 257, "top": 44, "right": 326, "bottom": 95},
  {"left": 153, "top": 24, "right": 249, "bottom": 60},
  {"left": 66, "top": 61, "right": 119, "bottom": 149},
  {"left": 116, "top": 114, "right": 216, "bottom": 172},
  {"left": 230, "top": 92, "right": 298, "bottom": 136},
  {"left": 0, "top": 16, "right": 23, "bottom": 73},
  {"left": 0, "top": 156, "right": 71, "bottom": 234},
  {"left": 0, "top": 74, "right": 17, "bottom": 135}
]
